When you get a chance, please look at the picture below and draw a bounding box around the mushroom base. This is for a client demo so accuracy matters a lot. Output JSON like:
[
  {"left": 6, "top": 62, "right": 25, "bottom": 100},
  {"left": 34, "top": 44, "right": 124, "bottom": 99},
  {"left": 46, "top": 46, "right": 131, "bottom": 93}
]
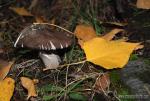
[{"left": 39, "top": 53, "right": 61, "bottom": 70}]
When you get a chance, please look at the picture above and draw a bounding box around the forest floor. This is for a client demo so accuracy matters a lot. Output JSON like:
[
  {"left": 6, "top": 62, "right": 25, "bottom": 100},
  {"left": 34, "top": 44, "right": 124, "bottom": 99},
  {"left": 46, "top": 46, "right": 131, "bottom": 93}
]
[{"left": 0, "top": 0, "right": 150, "bottom": 101}]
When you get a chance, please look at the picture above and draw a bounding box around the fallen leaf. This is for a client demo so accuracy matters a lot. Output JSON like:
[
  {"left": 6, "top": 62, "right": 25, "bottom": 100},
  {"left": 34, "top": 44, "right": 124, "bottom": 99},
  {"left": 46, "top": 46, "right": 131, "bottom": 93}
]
[
  {"left": 114, "top": 37, "right": 128, "bottom": 42},
  {"left": 101, "top": 29, "right": 124, "bottom": 41},
  {"left": 134, "top": 44, "right": 144, "bottom": 50},
  {"left": 33, "top": 79, "right": 39, "bottom": 84},
  {"left": 83, "top": 37, "right": 140, "bottom": 69},
  {"left": 136, "top": 0, "right": 150, "bottom": 9},
  {"left": 9, "top": 7, "right": 33, "bottom": 16},
  {"left": 95, "top": 73, "right": 110, "bottom": 92},
  {"left": 0, "top": 77, "right": 15, "bottom": 101},
  {"left": 20, "top": 77, "right": 37, "bottom": 99},
  {"left": 0, "top": 60, "right": 14, "bottom": 80},
  {"left": 74, "top": 25, "right": 97, "bottom": 43},
  {"left": 35, "top": 16, "right": 46, "bottom": 23}
]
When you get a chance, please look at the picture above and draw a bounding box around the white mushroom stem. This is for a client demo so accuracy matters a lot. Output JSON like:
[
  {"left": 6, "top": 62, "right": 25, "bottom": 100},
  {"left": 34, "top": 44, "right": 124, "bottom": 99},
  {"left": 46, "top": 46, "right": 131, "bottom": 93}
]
[{"left": 39, "top": 53, "right": 61, "bottom": 70}]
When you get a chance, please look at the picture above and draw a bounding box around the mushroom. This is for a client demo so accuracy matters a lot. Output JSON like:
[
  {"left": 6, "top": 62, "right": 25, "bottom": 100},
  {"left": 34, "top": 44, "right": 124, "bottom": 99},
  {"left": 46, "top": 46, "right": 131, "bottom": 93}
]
[{"left": 14, "top": 24, "right": 73, "bottom": 69}]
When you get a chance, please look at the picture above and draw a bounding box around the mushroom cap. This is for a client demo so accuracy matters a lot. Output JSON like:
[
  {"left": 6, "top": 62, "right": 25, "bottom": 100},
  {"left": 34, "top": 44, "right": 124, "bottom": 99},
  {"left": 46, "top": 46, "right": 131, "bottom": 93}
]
[{"left": 14, "top": 24, "right": 73, "bottom": 50}]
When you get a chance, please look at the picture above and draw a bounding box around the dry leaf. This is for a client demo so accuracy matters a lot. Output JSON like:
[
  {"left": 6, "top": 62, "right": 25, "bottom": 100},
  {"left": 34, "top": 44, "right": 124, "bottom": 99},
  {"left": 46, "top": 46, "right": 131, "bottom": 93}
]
[
  {"left": 20, "top": 77, "right": 37, "bottom": 99},
  {"left": 9, "top": 7, "right": 33, "bottom": 16},
  {"left": 0, "top": 78, "right": 15, "bottom": 101},
  {"left": 35, "top": 16, "right": 55, "bottom": 24},
  {"left": 35, "top": 16, "right": 46, "bottom": 23},
  {"left": 33, "top": 79, "right": 39, "bottom": 84},
  {"left": 74, "top": 25, "right": 97, "bottom": 43},
  {"left": 134, "top": 44, "right": 144, "bottom": 50},
  {"left": 83, "top": 37, "right": 140, "bottom": 69},
  {"left": 136, "top": 0, "right": 150, "bottom": 9},
  {"left": 0, "top": 60, "right": 14, "bottom": 80},
  {"left": 101, "top": 29, "right": 124, "bottom": 41},
  {"left": 95, "top": 73, "right": 110, "bottom": 92}
]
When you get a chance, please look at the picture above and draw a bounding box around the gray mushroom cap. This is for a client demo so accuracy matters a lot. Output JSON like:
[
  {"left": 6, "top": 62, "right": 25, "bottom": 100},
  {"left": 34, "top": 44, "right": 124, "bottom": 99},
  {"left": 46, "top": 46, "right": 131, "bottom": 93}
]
[{"left": 14, "top": 24, "right": 73, "bottom": 50}]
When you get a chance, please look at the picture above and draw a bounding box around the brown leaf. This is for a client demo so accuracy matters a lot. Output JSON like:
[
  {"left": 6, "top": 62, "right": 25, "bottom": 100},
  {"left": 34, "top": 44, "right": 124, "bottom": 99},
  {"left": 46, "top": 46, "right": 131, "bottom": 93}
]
[
  {"left": 74, "top": 24, "right": 97, "bottom": 42},
  {"left": 95, "top": 73, "right": 110, "bottom": 92},
  {"left": 35, "top": 16, "right": 46, "bottom": 23},
  {"left": 136, "top": 0, "right": 150, "bottom": 9},
  {"left": 101, "top": 29, "right": 124, "bottom": 41},
  {"left": 0, "top": 60, "right": 14, "bottom": 80},
  {"left": 20, "top": 77, "right": 37, "bottom": 99},
  {"left": 9, "top": 7, "right": 33, "bottom": 16},
  {"left": 33, "top": 79, "right": 39, "bottom": 84}
]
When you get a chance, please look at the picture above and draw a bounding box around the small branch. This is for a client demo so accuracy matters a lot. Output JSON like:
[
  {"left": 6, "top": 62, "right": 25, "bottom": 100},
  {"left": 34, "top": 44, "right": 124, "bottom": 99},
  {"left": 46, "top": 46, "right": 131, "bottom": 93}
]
[
  {"left": 33, "top": 23, "right": 74, "bottom": 35},
  {"left": 43, "top": 60, "right": 86, "bottom": 71},
  {"left": 60, "top": 60, "right": 86, "bottom": 68}
]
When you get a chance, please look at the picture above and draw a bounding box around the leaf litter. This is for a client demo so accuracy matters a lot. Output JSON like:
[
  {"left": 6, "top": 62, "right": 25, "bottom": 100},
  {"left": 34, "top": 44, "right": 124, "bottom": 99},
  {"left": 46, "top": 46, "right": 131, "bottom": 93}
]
[{"left": 0, "top": 0, "right": 148, "bottom": 101}]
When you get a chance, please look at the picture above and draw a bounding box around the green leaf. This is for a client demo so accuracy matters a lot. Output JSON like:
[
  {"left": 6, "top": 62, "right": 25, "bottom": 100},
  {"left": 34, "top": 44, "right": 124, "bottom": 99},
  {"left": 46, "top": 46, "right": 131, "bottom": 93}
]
[
  {"left": 110, "top": 70, "right": 120, "bottom": 84},
  {"left": 69, "top": 92, "right": 87, "bottom": 101},
  {"left": 130, "top": 54, "right": 139, "bottom": 61},
  {"left": 43, "top": 95, "right": 54, "bottom": 101},
  {"left": 41, "top": 84, "right": 64, "bottom": 92}
]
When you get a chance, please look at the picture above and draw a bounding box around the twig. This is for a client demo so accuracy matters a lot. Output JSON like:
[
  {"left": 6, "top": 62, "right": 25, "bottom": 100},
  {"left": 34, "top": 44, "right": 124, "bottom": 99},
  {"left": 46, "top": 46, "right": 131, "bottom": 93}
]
[
  {"left": 64, "top": 66, "right": 69, "bottom": 100},
  {"left": 56, "top": 72, "right": 99, "bottom": 99},
  {"left": 33, "top": 23, "right": 74, "bottom": 35},
  {"left": 60, "top": 60, "right": 86, "bottom": 68},
  {"left": 43, "top": 60, "right": 86, "bottom": 71},
  {"left": 15, "top": 59, "right": 39, "bottom": 69}
]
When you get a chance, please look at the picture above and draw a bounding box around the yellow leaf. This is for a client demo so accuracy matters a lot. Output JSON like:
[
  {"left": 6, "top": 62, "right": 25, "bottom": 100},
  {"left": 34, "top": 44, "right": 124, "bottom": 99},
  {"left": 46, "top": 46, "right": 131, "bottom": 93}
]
[
  {"left": 136, "top": 0, "right": 150, "bottom": 9},
  {"left": 134, "top": 44, "right": 144, "bottom": 50},
  {"left": 0, "top": 61, "right": 14, "bottom": 80},
  {"left": 74, "top": 25, "right": 97, "bottom": 42},
  {"left": 9, "top": 7, "right": 33, "bottom": 16},
  {"left": 20, "top": 77, "right": 37, "bottom": 99},
  {"left": 0, "top": 78, "right": 15, "bottom": 101},
  {"left": 83, "top": 38, "right": 140, "bottom": 69},
  {"left": 33, "top": 79, "right": 39, "bottom": 84},
  {"left": 101, "top": 29, "right": 124, "bottom": 41}
]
